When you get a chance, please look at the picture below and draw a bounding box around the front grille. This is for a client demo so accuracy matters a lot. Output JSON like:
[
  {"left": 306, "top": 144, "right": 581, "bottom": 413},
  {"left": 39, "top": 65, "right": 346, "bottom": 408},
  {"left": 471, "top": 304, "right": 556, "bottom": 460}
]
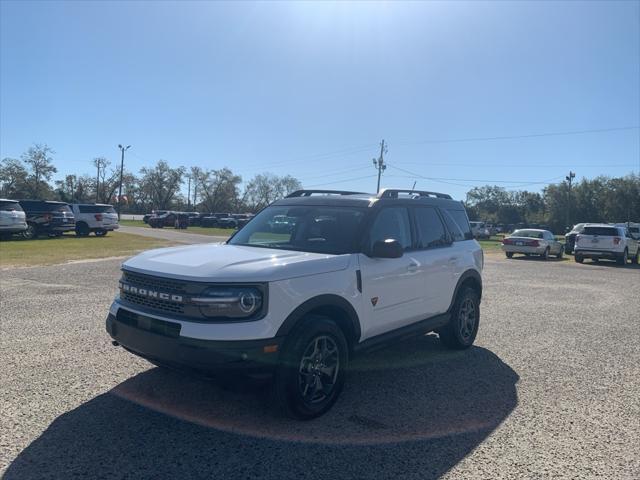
[
  {"left": 120, "top": 270, "right": 189, "bottom": 315},
  {"left": 121, "top": 291, "right": 185, "bottom": 314},
  {"left": 122, "top": 271, "right": 187, "bottom": 293}
]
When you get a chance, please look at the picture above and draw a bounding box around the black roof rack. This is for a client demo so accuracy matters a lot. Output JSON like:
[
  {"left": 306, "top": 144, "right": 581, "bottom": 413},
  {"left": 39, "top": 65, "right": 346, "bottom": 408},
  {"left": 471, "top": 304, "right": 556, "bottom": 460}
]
[
  {"left": 377, "top": 189, "right": 452, "bottom": 200},
  {"left": 286, "top": 189, "right": 368, "bottom": 198}
]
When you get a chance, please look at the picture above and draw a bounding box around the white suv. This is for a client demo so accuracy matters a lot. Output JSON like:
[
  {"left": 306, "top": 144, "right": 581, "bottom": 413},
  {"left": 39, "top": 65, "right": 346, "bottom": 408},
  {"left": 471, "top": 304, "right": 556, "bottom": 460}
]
[
  {"left": 106, "top": 189, "right": 483, "bottom": 419},
  {"left": 574, "top": 223, "right": 639, "bottom": 265},
  {"left": 0, "top": 199, "right": 27, "bottom": 239},
  {"left": 71, "top": 203, "right": 119, "bottom": 236}
]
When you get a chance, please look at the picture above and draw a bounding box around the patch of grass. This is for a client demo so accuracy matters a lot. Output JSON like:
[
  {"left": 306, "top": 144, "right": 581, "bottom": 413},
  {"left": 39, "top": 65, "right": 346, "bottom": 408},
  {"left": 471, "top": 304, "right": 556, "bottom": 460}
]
[
  {"left": 119, "top": 219, "right": 232, "bottom": 237},
  {"left": 0, "top": 231, "right": 171, "bottom": 267}
]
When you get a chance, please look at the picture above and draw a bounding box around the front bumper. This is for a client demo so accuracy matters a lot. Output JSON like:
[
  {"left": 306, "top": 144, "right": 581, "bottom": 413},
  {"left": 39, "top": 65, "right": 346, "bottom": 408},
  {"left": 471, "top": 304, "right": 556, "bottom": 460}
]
[{"left": 106, "top": 309, "right": 284, "bottom": 373}]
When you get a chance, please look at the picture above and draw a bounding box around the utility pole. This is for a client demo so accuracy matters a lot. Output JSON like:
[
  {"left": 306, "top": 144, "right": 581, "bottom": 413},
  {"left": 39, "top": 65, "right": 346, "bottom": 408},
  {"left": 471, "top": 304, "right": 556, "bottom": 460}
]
[
  {"left": 372, "top": 139, "right": 387, "bottom": 193},
  {"left": 565, "top": 171, "right": 576, "bottom": 230},
  {"left": 117, "top": 145, "right": 131, "bottom": 219},
  {"left": 95, "top": 162, "right": 100, "bottom": 203},
  {"left": 187, "top": 174, "right": 192, "bottom": 210}
]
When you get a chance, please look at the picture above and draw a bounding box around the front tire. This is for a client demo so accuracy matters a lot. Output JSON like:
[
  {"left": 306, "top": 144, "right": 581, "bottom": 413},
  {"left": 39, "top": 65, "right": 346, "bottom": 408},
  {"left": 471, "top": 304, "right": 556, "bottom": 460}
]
[
  {"left": 556, "top": 248, "right": 564, "bottom": 259},
  {"left": 439, "top": 287, "right": 480, "bottom": 350},
  {"left": 632, "top": 250, "right": 639, "bottom": 265},
  {"left": 505, "top": 252, "right": 513, "bottom": 258},
  {"left": 541, "top": 247, "right": 550, "bottom": 260},
  {"left": 273, "top": 315, "right": 348, "bottom": 420},
  {"left": 95, "top": 229, "right": 108, "bottom": 237},
  {"left": 575, "top": 254, "right": 584, "bottom": 263}
]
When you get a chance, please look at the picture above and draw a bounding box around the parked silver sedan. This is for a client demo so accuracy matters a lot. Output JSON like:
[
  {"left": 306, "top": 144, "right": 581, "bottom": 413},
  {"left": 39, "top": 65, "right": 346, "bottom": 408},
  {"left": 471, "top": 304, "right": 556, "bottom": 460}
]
[{"left": 501, "top": 229, "right": 564, "bottom": 260}]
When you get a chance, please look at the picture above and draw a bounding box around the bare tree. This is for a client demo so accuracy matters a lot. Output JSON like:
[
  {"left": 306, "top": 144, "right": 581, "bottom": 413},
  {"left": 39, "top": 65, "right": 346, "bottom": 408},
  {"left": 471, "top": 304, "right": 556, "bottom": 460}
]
[
  {"left": 197, "top": 168, "right": 241, "bottom": 213},
  {"left": 21, "top": 144, "right": 57, "bottom": 198},
  {"left": 242, "top": 173, "right": 302, "bottom": 212},
  {"left": 138, "top": 160, "right": 185, "bottom": 210}
]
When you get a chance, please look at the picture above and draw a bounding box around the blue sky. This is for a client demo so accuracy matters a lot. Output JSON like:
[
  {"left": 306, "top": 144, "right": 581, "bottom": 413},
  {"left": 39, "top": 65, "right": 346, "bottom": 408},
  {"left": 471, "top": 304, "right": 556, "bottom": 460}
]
[{"left": 1, "top": 0, "right": 639, "bottom": 200}]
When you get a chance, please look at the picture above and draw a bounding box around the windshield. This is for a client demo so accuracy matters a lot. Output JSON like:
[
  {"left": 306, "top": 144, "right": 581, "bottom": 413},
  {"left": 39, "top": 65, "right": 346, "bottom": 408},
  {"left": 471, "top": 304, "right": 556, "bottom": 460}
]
[
  {"left": 229, "top": 205, "right": 367, "bottom": 254},
  {"left": 511, "top": 229, "right": 544, "bottom": 238}
]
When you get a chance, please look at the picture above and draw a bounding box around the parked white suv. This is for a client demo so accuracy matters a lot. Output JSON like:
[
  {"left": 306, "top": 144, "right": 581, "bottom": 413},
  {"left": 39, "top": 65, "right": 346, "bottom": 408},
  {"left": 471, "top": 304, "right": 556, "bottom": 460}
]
[
  {"left": 574, "top": 223, "right": 639, "bottom": 265},
  {"left": 106, "top": 189, "right": 483, "bottom": 419},
  {"left": 71, "top": 203, "right": 119, "bottom": 236},
  {"left": 0, "top": 199, "right": 27, "bottom": 239}
]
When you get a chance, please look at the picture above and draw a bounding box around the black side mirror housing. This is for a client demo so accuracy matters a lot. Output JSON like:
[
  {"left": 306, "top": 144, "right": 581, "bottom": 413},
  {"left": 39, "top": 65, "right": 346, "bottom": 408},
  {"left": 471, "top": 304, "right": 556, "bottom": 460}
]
[{"left": 371, "top": 239, "right": 403, "bottom": 258}]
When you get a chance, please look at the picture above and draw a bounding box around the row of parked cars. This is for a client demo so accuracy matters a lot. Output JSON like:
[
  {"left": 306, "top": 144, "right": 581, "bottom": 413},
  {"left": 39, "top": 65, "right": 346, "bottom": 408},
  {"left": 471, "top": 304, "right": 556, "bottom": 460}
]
[
  {"left": 0, "top": 198, "right": 119, "bottom": 240},
  {"left": 142, "top": 210, "right": 253, "bottom": 229},
  {"left": 500, "top": 222, "right": 640, "bottom": 266}
]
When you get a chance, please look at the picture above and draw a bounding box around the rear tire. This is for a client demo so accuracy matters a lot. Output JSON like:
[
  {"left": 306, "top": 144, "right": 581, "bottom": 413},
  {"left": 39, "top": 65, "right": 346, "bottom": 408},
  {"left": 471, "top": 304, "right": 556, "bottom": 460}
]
[
  {"left": 505, "top": 252, "right": 513, "bottom": 258},
  {"left": 22, "top": 223, "right": 37, "bottom": 240},
  {"left": 272, "top": 315, "right": 348, "bottom": 420},
  {"left": 616, "top": 249, "right": 628, "bottom": 266},
  {"left": 75, "top": 222, "right": 90, "bottom": 237},
  {"left": 633, "top": 250, "right": 639, "bottom": 265},
  {"left": 556, "top": 248, "right": 564, "bottom": 259},
  {"left": 95, "top": 229, "right": 108, "bottom": 237},
  {"left": 439, "top": 287, "right": 480, "bottom": 350},
  {"left": 575, "top": 254, "right": 584, "bottom": 263}
]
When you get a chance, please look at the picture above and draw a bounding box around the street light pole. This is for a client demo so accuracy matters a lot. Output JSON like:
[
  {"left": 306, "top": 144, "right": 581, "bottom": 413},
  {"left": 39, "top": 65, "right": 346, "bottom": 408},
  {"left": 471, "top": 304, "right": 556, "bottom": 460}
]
[
  {"left": 565, "top": 171, "right": 575, "bottom": 231},
  {"left": 117, "top": 144, "right": 131, "bottom": 220}
]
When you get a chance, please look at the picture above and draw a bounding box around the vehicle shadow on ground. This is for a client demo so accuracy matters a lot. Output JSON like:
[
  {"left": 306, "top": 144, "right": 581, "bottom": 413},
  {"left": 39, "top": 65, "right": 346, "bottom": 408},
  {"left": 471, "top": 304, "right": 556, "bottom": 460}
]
[
  {"left": 4, "top": 337, "right": 519, "bottom": 480},
  {"left": 575, "top": 259, "right": 640, "bottom": 269},
  {"left": 507, "top": 255, "right": 567, "bottom": 262}
]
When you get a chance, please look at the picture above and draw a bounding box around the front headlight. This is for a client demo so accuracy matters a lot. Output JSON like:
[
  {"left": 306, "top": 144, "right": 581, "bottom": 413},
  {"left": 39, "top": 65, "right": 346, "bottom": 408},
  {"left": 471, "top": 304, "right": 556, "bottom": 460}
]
[{"left": 191, "top": 286, "right": 264, "bottom": 319}]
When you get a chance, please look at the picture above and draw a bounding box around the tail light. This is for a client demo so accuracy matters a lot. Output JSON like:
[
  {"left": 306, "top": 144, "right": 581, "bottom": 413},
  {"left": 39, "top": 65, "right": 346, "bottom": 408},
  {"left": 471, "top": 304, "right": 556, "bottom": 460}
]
[
  {"left": 613, "top": 237, "right": 621, "bottom": 245},
  {"left": 501, "top": 238, "right": 510, "bottom": 245},
  {"left": 575, "top": 234, "right": 581, "bottom": 243},
  {"left": 95, "top": 214, "right": 103, "bottom": 221},
  {"left": 529, "top": 240, "right": 540, "bottom": 247}
]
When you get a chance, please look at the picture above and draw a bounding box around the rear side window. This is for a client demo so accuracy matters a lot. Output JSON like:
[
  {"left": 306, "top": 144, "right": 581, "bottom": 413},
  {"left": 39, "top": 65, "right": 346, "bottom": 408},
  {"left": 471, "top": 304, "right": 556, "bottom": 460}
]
[
  {"left": 368, "top": 207, "right": 412, "bottom": 250},
  {"left": 583, "top": 227, "right": 619, "bottom": 236},
  {"left": 0, "top": 201, "right": 23, "bottom": 212},
  {"left": 414, "top": 207, "right": 449, "bottom": 248},
  {"left": 441, "top": 210, "right": 465, "bottom": 242},
  {"left": 446, "top": 209, "right": 473, "bottom": 240},
  {"left": 78, "top": 205, "right": 116, "bottom": 214}
]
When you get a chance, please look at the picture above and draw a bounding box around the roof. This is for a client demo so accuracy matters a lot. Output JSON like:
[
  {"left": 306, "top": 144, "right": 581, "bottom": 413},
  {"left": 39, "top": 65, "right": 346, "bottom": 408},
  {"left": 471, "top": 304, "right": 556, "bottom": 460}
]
[
  {"left": 583, "top": 223, "right": 621, "bottom": 228},
  {"left": 274, "top": 188, "right": 463, "bottom": 209},
  {"left": 0, "top": 198, "right": 20, "bottom": 202}
]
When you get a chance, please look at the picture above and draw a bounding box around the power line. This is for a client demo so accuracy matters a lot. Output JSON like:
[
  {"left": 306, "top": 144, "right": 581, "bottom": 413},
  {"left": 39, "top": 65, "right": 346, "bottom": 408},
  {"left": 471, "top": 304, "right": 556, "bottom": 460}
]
[{"left": 394, "top": 126, "right": 639, "bottom": 146}]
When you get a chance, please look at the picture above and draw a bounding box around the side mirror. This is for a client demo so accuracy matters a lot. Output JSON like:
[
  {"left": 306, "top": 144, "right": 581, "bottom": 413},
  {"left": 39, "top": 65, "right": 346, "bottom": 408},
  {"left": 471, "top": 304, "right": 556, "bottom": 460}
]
[{"left": 371, "top": 239, "right": 403, "bottom": 258}]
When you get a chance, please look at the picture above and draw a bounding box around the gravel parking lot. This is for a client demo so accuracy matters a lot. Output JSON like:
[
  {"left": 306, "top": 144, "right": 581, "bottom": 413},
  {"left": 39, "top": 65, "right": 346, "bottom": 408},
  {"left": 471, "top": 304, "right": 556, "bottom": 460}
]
[{"left": 1, "top": 255, "right": 639, "bottom": 479}]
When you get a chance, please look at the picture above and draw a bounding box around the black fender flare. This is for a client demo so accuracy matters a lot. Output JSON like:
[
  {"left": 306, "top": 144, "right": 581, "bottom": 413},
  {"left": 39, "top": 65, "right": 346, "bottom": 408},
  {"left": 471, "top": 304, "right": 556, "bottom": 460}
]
[
  {"left": 448, "top": 269, "right": 483, "bottom": 312},
  {"left": 275, "top": 294, "right": 362, "bottom": 344}
]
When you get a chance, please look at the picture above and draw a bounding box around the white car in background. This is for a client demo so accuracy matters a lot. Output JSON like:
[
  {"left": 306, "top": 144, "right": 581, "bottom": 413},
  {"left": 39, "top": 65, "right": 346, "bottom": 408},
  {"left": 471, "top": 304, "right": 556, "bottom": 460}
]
[
  {"left": 469, "top": 221, "right": 491, "bottom": 239},
  {"left": 71, "top": 203, "right": 119, "bottom": 237},
  {"left": 0, "top": 199, "right": 27, "bottom": 239},
  {"left": 502, "top": 228, "right": 564, "bottom": 260},
  {"left": 575, "top": 224, "right": 639, "bottom": 265}
]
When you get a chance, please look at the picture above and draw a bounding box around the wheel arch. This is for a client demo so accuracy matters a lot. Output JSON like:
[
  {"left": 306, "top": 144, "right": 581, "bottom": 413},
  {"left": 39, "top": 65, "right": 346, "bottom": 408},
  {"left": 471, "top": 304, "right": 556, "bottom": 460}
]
[
  {"left": 448, "top": 269, "right": 483, "bottom": 312},
  {"left": 276, "top": 294, "right": 361, "bottom": 350}
]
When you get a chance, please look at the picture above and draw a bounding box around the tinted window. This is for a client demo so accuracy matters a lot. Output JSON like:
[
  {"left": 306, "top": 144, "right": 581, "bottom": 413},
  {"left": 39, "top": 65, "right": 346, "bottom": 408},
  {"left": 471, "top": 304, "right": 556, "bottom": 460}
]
[
  {"left": 0, "top": 201, "right": 23, "bottom": 212},
  {"left": 583, "top": 227, "right": 619, "bottom": 236},
  {"left": 414, "top": 207, "right": 449, "bottom": 248},
  {"left": 446, "top": 209, "right": 472, "bottom": 240},
  {"left": 229, "top": 205, "right": 366, "bottom": 254},
  {"left": 368, "top": 207, "right": 412, "bottom": 251},
  {"left": 78, "top": 205, "right": 116, "bottom": 214},
  {"left": 441, "top": 210, "right": 465, "bottom": 242}
]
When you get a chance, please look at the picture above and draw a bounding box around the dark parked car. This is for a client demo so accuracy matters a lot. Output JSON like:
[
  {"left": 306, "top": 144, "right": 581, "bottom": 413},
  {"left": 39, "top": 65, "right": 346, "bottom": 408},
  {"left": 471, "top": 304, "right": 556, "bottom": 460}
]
[
  {"left": 19, "top": 200, "right": 75, "bottom": 239},
  {"left": 564, "top": 223, "right": 587, "bottom": 254},
  {"left": 186, "top": 212, "right": 202, "bottom": 226},
  {"left": 148, "top": 212, "right": 178, "bottom": 228},
  {"left": 201, "top": 212, "right": 231, "bottom": 228}
]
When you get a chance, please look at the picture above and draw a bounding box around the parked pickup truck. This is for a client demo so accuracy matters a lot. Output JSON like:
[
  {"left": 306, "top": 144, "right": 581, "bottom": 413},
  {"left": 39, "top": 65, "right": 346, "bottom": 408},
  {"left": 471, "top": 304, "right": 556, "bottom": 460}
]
[{"left": 574, "top": 224, "right": 639, "bottom": 265}]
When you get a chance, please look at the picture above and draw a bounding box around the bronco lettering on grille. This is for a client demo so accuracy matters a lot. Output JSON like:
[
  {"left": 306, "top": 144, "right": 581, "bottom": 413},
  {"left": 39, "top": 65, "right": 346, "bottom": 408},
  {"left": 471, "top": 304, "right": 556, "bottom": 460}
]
[{"left": 119, "top": 282, "right": 184, "bottom": 303}]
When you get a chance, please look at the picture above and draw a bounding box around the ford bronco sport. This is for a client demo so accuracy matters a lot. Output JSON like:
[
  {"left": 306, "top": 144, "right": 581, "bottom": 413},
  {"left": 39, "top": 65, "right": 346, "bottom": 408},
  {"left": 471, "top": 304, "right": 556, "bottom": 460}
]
[{"left": 107, "top": 189, "right": 483, "bottom": 419}]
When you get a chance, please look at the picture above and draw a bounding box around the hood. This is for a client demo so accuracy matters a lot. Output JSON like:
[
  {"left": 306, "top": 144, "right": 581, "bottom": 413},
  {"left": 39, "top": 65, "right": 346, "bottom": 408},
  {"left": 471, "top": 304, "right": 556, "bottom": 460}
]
[{"left": 122, "top": 243, "right": 352, "bottom": 282}]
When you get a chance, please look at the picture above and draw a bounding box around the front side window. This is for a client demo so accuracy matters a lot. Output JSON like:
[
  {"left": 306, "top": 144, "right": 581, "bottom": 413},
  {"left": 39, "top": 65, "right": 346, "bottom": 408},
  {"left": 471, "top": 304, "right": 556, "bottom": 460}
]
[
  {"left": 367, "top": 207, "right": 412, "bottom": 251},
  {"left": 414, "top": 207, "right": 449, "bottom": 248},
  {"left": 229, "top": 205, "right": 366, "bottom": 254}
]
